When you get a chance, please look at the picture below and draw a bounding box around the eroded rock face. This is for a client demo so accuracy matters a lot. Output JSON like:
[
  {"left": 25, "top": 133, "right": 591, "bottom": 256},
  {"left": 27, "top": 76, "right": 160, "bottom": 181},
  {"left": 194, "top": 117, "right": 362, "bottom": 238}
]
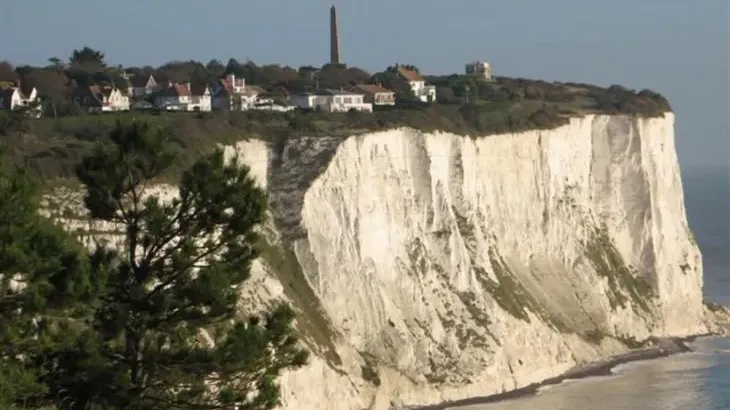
[{"left": 45, "top": 113, "right": 707, "bottom": 410}]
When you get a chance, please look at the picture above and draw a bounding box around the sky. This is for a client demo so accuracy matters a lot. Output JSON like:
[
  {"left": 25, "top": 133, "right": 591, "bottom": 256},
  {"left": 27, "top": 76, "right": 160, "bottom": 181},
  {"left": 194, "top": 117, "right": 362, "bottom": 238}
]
[{"left": 0, "top": 0, "right": 728, "bottom": 172}]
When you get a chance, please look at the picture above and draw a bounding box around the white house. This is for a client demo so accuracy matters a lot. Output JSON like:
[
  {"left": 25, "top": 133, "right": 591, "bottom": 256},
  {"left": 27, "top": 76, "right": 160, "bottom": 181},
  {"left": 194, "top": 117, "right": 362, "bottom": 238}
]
[
  {"left": 73, "top": 85, "right": 130, "bottom": 113},
  {"left": 353, "top": 84, "right": 396, "bottom": 106},
  {"left": 210, "top": 73, "right": 264, "bottom": 111},
  {"left": 465, "top": 61, "right": 494, "bottom": 81},
  {"left": 290, "top": 89, "right": 372, "bottom": 112},
  {"left": 396, "top": 66, "right": 436, "bottom": 103},
  {"left": 154, "top": 82, "right": 211, "bottom": 112},
  {"left": 189, "top": 84, "right": 212, "bottom": 112},
  {"left": 127, "top": 74, "right": 159, "bottom": 98},
  {"left": 0, "top": 86, "right": 39, "bottom": 112}
]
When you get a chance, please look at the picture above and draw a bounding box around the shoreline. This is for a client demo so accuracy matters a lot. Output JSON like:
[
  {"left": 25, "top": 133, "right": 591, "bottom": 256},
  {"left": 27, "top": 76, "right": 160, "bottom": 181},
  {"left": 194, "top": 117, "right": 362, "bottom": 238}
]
[{"left": 405, "top": 335, "right": 710, "bottom": 410}]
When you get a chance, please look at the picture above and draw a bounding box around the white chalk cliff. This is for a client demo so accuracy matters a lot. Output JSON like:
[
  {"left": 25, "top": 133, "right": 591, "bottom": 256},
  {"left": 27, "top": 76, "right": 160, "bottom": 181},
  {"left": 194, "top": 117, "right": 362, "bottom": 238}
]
[{"left": 43, "top": 112, "right": 717, "bottom": 410}]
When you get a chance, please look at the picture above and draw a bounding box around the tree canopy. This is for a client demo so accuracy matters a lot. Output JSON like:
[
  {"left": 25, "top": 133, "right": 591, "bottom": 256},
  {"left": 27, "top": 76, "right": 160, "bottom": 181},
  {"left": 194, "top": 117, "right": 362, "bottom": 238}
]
[
  {"left": 69, "top": 47, "right": 106, "bottom": 68},
  {"left": 0, "top": 149, "right": 97, "bottom": 408},
  {"left": 0, "top": 121, "right": 309, "bottom": 409}
]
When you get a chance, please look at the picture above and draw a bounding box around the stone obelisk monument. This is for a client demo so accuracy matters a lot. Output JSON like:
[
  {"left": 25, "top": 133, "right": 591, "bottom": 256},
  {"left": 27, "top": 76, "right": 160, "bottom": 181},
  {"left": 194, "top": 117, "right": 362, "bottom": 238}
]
[{"left": 330, "top": 5, "right": 340, "bottom": 65}]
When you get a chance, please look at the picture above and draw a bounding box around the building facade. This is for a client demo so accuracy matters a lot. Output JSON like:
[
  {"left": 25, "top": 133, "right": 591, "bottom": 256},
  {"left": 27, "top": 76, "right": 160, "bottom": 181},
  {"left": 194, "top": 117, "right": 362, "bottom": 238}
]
[
  {"left": 290, "top": 89, "right": 372, "bottom": 112},
  {"left": 353, "top": 84, "right": 396, "bottom": 106},
  {"left": 465, "top": 61, "right": 494, "bottom": 81},
  {"left": 396, "top": 66, "right": 436, "bottom": 103},
  {"left": 154, "top": 82, "right": 211, "bottom": 111},
  {"left": 210, "top": 73, "right": 263, "bottom": 111},
  {"left": 0, "top": 86, "right": 38, "bottom": 111},
  {"left": 127, "top": 74, "right": 159, "bottom": 98},
  {"left": 74, "top": 85, "right": 130, "bottom": 113}
]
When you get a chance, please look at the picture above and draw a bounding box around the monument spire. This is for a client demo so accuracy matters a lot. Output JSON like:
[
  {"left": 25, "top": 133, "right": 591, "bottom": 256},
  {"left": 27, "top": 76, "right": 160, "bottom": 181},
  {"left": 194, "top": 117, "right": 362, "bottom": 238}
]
[{"left": 330, "top": 5, "right": 340, "bottom": 65}]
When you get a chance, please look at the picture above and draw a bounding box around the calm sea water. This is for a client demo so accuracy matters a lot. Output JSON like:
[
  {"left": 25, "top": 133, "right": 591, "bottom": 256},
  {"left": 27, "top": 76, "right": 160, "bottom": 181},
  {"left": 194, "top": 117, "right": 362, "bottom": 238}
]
[{"left": 457, "top": 167, "right": 730, "bottom": 410}]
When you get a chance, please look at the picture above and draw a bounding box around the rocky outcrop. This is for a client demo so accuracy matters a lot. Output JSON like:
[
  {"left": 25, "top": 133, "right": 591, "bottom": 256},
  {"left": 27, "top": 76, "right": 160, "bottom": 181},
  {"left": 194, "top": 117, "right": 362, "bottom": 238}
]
[{"left": 43, "top": 113, "right": 710, "bottom": 410}]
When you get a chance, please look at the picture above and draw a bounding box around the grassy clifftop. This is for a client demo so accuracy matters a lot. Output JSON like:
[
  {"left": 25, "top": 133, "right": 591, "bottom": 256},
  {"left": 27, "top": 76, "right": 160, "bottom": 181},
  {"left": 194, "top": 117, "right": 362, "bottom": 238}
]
[{"left": 0, "top": 76, "right": 671, "bottom": 182}]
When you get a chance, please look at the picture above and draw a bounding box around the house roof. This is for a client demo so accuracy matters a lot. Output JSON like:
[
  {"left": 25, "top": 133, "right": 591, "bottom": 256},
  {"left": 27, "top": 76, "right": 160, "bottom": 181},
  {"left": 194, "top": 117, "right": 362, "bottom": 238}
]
[
  {"left": 189, "top": 83, "right": 209, "bottom": 96},
  {"left": 129, "top": 74, "right": 154, "bottom": 87},
  {"left": 88, "top": 85, "right": 115, "bottom": 99},
  {"left": 322, "top": 88, "right": 362, "bottom": 96},
  {"left": 217, "top": 78, "right": 235, "bottom": 94},
  {"left": 73, "top": 85, "right": 119, "bottom": 105},
  {"left": 0, "top": 81, "right": 17, "bottom": 90},
  {"left": 246, "top": 85, "right": 266, "bottom": 95},
  {"left": 214, "top": 78, "right": 264, "bottom": 96},
  {"left": 158, "top": 83, "right": 191, "bottom": 97},
  {"left": 354, "top": 84, "right": 394, "bottom": 95},
  {"left": 6, "top": 87, "right": 27, "bottom": 99},
  {"left": 396, "top": 66, "right": 424, "bottom": 82},
  {"left": 293, "top": 89, "right": 365, "bottom": 97}
]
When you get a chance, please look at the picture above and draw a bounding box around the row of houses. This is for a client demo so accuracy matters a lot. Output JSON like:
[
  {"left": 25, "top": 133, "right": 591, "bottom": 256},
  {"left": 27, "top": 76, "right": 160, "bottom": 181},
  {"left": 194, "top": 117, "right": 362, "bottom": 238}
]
[
  {"left": 1, "top": 63, "right": 490, "bottom": 115},
  {"left": 70, "top": 73, "right": 268, "bottom": 113},
  {"left": 290, "top": 66, "right": 438, "bottom": 113},
  {"left": 121, "top": 65, "right": 437, "bottom": 114}
]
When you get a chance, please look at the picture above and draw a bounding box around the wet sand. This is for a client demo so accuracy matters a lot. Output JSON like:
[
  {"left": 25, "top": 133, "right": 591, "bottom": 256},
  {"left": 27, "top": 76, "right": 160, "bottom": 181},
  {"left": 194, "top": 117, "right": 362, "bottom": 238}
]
[{"left": 405, "top": 335, "right": 705, "bottom": 410}]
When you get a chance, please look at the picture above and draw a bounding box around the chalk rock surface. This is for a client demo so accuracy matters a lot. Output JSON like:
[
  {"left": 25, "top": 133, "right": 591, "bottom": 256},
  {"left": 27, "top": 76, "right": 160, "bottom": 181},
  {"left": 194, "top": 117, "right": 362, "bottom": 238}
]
[{"left": 43, "top": 113, "right": 708, "bottom": 410}]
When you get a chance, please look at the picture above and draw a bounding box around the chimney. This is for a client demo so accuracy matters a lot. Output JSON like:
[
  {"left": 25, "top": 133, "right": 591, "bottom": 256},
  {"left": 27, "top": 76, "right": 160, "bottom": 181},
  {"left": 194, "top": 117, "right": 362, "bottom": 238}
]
[{"left": 186, "top": 81, "right": 191, "bottom": 91}]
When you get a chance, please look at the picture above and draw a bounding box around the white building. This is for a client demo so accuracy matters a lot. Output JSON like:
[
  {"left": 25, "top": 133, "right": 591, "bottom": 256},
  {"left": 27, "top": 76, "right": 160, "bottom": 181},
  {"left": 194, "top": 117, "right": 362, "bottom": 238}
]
[
  {"left": 154, "top": 82, "right": 211, "bottom": 112},
  {"left": 126, "top": 74, "right": 159, "bottom": 99},
  {"left": 0, "top": 86, "right": 39, "bottom": 112},
  {"left": 210, "top": 73, "right": 264, "bottom": 111},
  {"left": 396, "top": 66, "right": 436, "bottom": 103},
  {"left": 73, "top": 85, "right": 130, "bottom": 113},
  {"left": 353, "top": 84, "right": 396, "bottom": 106},
  {"left": 290, "top": 89, "right": 372, "bottom": 112},
  {"left": 465, "top": 61, "right": 494, "bottom": 81}
]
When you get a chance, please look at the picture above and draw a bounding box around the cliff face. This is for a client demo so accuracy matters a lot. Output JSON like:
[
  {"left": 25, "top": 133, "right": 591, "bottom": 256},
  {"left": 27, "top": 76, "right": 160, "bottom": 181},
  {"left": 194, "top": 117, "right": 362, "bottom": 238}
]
[{"left": 43, "top": 113, "right": 709, "bottom": 410}]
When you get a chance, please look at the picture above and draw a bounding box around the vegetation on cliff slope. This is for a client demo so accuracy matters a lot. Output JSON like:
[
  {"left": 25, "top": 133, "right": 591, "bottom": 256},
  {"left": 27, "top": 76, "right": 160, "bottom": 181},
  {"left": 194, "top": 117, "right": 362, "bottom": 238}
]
[{"left": 0, "top": 122, "right": 308, "bottom": 409}]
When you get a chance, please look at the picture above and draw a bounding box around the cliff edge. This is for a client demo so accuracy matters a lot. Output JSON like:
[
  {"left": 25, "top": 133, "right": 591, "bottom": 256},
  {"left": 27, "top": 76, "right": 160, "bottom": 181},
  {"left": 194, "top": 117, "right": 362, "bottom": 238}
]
[{"left": 42, "top": 112, "right": 709, "bottom": 410}]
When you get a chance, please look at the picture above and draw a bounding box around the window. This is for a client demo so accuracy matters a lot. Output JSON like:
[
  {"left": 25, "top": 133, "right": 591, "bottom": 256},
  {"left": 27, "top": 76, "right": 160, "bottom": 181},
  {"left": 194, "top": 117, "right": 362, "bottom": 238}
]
[{"left": 83, "top": 96, "right": 90, "bottom": 104}]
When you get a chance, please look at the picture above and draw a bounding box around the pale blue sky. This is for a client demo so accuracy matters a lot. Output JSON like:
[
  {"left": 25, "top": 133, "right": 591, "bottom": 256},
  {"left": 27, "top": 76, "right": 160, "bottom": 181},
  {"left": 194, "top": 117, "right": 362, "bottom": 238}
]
[{"left": 0, "top": 0, "right": 727, "bottom": 171}]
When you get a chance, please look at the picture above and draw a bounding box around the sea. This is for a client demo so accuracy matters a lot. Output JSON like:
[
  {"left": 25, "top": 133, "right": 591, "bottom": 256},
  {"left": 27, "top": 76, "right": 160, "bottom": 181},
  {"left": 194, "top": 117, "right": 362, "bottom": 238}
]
[{"left": 455, "top": 167, "right": 730, "bottom": 410}]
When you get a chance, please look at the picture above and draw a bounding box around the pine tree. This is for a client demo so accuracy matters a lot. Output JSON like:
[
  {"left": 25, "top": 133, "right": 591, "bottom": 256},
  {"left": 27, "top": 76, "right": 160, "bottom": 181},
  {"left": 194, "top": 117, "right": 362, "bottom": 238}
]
[
  {"left": 48, "top": 121, "right": 308, "bottom": 409},
  {"left": 0, "top": 150, "right": 96, "bottom": 408}
]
